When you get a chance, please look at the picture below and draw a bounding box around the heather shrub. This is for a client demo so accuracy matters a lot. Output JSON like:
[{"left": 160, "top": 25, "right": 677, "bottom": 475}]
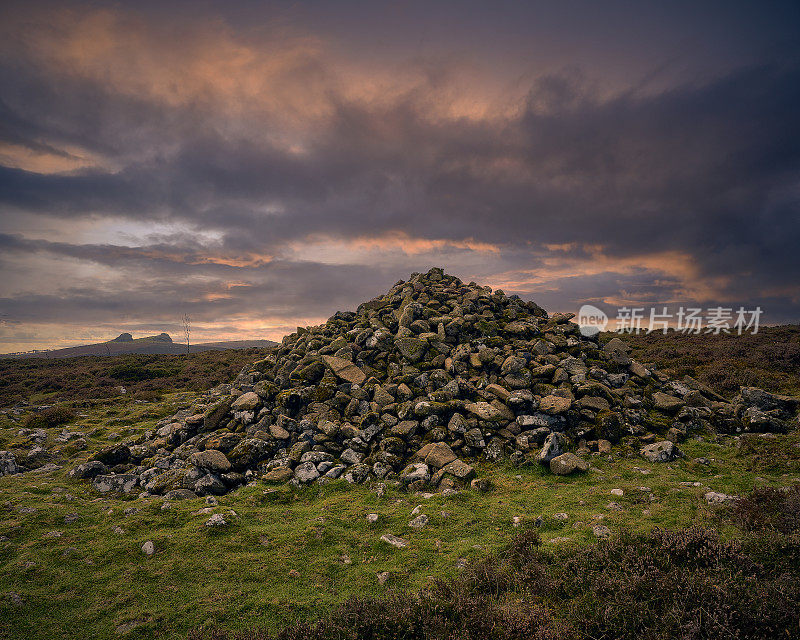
[
  {"left": 727, "top": 484, "right": 800, "bottom": 534},
  {"left": 22, "top": 406, "right": 76, "bottom": 429}
]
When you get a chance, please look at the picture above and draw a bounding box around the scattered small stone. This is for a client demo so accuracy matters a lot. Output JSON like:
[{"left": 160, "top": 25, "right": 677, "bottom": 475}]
[
  {"left": 409, "top": 514, "right": 429, "bottom": 529},
  {"left": 141, "top": 541, "right": 155, "bottom": 556},
  {"left": 553, "top": 512, "right": 569, "bottom": 521},
  {"left": 593, "top": 525, "right": 611, "bottom": 539},
  {"left": 705, "top": 491, "right": 735, "bottom": 504},
  {"left": 43, "top": 531, "right": 63, "bottom": 538},
  {"left": 64, "top": 513, "right": 79, "bottom": 524},
  {"left": 6, "top": 592, "right": 23, "bottom": 607},
  {"left": 610, "top": 489, "right": 624, "bottom": 497},
  {"left": 205, "top": 513, "right": 228, "bottom": 527},
  {"left": 366, "top": 513, "right": 379, "bottom": 524},
  {"left": 380, "top": 534, "right": 409, "bottom": 548},
  {"left": 376, "top": 571, "right": 391, "bottom": 585}
]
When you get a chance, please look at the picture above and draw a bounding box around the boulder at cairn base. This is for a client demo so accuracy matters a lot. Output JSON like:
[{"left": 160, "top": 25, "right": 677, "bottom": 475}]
[
  {"left": 550, "top": 453, "right": 589, "bottom": 475},
  {"left": 640, "top": 440, "right": 681, "bottom": 463}
]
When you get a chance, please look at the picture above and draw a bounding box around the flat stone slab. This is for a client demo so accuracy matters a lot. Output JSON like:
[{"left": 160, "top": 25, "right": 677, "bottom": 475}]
[{"left": 322, "top": 355, "right": 367, "bottom": 384}]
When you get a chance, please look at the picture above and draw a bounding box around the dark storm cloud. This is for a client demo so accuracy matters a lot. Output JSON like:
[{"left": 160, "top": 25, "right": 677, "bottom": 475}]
[{"left": 3, "top": 59, "right": 799, "bottom": 277}]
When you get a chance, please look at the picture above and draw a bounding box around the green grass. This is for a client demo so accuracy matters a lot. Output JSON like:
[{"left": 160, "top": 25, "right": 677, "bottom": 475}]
[
  {"left": 2, "top": 330, "right": 800, "bottom": 638},
  {"left": 1, "top": 392, "right": 799, "bottom": 639}
]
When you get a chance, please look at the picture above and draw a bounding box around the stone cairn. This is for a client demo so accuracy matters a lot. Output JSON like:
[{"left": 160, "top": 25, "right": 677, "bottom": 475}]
[{"left": 69, "top": 268, "right": 800, "bottom": 497}]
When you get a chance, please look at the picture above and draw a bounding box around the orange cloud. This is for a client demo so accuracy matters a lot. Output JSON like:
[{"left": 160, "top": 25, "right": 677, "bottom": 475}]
[
  {"left": 485, "top": 245, "right": 733, "bottom": 304},
  {"left": 2, "top": 6, "right": 520, "bottom": 142},
  {"left": 0, "top": 142, "right": 112, "bottom": 174},
  {"left": 288, "top": 231, "right": 501, "bottom": 262}
]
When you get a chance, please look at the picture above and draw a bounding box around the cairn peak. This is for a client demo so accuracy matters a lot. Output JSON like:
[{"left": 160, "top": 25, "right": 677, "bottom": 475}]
[{"left": 76, "top": 269, "right": 800, "bottom": 497}]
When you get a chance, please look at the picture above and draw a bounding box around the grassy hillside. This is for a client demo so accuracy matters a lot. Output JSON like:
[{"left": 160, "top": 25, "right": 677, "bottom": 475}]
[{"left": 0, "top": 329, "right": 798, "bottom": 638}]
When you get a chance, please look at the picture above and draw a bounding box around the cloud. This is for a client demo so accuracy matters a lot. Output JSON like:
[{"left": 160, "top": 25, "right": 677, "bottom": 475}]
[{"left": 0, "top": 3, "right": 798, "bottom": 350}]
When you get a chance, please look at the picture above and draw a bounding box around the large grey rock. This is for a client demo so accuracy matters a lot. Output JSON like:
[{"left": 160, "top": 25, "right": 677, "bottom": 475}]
[
  {"left": 68, "top": 461, "right": 108, "bottom": 479},
  {"left": 464, "top": 428, "right": 486, "bottom": 448},
  {"left": 231, "top": 391, "right": 260, "bottom": 411},
  {"left": 652, "top": 392, "right": 684, "bottom": 413},
  {"left": 322, "top": 355, "right": 367, "bottom": 384},
  {"left": 738, "top": 387, "right": 800, "bottom": 413},
  {"left": 188, "top": 449, "right": 231, "bottom": 473},
  {"left": 415, "top": 442, "right": 457, "bottom": 469},
  {"left": 195, "top": 474, "right": 227, "bottom": 495},
  {"left": 409, "top": 514, "right": 429, "bottom": 529},
  {"left": 537, "top": 432, "right": 567, "bottom": 464},
  {"left": 343, "top": 463, "right": 370, "bottom": 484},
  {"left": 539, "top": 396, "right": 572, "bottom": 415},
  {"left": 293, "top": 461, "right": 320, "bottom": 483},
  {"left": 400, "top": 462, "right": 430, "bottom": 486},
  {"left": 0, "top": 451, "right": 20, "bottom": 476},
  {"left": 92, "top": 474, "right": 139, "bottom": 494},
  {"left": 380, "top": 534, "right": 409, "bottom": 548},
  {"left": 550, "top": 453, "right": 589, "bottom": 475},
  {"left": 465, "top": 401, "right": 513, "bottom": 422},
  {"left": 340, "top": 448, "right": 364, "bottom": 465},
  {"left": 202, "top": 397, "right": 234, "bottom": 432},
  {"left": 394, "top": 337, "right": 426, "bottom": 362},
  {"left": 90, "top": 444, "right": 130, "bottom": 466},
  {"left": 640, "top": 440, "right": 681, "bottom": 463}
]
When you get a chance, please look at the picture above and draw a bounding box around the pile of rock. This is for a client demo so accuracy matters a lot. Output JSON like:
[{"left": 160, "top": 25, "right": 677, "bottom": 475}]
[{"left": 69, "top": 268, "right": 799, "bottom": 497}]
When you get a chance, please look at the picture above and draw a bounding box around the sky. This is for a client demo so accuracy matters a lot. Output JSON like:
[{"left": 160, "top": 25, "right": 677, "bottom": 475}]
[{"left": 1, "top": 0, "right": 799, "bottom": 352}]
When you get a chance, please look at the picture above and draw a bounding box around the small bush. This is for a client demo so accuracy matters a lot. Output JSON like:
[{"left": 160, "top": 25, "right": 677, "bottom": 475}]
[
  {"left": 22, "top": 406, "right": 76, "bottom": 429},
  {"left": 728, "top": 484, "right": 800, "bottom": 534}
]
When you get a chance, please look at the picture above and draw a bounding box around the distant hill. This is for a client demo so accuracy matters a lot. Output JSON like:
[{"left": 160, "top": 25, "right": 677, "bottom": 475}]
[{"left": 2, "top": 333, "right": 277, "bottom": 359}]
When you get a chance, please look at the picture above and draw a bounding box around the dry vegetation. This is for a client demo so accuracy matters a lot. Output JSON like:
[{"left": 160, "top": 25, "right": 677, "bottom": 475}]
[
  {"left": 0, "top": 348, "right": 275, "bottom": 408},
  {"left": 617, "top": 325, "right": 800, "bottom": 397}
]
